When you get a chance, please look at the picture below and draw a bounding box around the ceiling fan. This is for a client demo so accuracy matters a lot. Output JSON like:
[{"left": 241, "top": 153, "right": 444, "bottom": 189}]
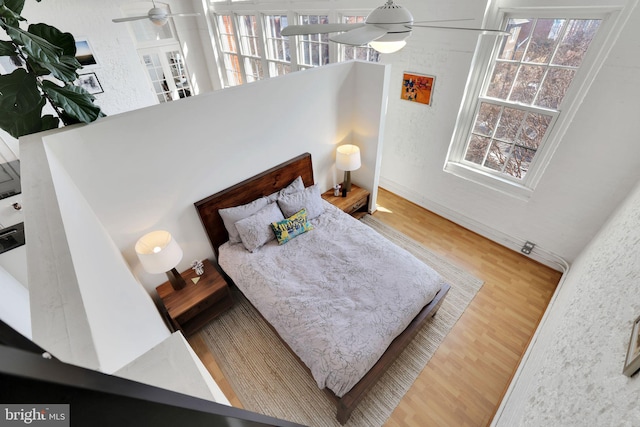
[
  {"left": 281, "top": 0, "right": 509, "bottom": 53},
  {"left": 112, "top": 2, "right": 200, "bottom": 27}
]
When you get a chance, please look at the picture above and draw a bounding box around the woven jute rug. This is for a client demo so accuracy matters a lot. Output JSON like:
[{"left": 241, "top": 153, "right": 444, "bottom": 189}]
[{"left": 198, "top": 215, "right": 483, "bottom": 426}]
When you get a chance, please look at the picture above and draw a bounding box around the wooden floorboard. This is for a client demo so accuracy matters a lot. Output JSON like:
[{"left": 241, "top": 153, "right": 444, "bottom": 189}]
[{"left": 188, "top": 187, "right": 561, "bottom": 426}]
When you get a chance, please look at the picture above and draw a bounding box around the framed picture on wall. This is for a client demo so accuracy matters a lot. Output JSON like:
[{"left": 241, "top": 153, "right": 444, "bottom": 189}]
[
  {"left": 623, "top": 314, "right": 640, "bottom": 376},
  {"left": 400, "top": 72, "right": 435, "bottom": 106},
  {"left": 75, "top": 38, "right": 99, "bottom": 69},
  {"left": 75, "top": 72, "right": 103, "bottom": 95}
]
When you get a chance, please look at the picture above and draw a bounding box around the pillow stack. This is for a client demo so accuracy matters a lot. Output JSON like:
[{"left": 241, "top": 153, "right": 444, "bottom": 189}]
[{"left": 218, "top": 176, "right": 324, "bottom": 252}]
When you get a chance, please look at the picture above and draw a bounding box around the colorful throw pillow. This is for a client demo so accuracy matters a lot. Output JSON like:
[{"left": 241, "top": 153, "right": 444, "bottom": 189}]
[
  {"left": 277, "top": 184, "right": 324, "bottom": 220},
  {"left": 235, "top": 202, "right": 285, "bottom": 252},
  {"left": 270, "top": 208, "right": 314, "bottom": 245}
]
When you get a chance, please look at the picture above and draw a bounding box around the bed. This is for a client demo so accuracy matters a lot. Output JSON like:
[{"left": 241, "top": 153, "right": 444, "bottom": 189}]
[{"left": 195, "top": 153, "right": 450, "bottom": 424}]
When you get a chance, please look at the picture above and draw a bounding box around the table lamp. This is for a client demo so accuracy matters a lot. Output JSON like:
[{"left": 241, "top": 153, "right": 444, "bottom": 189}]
[
  {"left": 336, "top": 144, "right": 361, "bottom": 192},
  {"left": 135, "top": 230, "right": 186, "bottom": 290}
]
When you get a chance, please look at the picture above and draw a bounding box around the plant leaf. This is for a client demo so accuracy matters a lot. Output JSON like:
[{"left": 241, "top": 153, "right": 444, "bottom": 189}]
[
  {"left": 4, "top": 0, "right": 25, "bottom": 16},
  {"left": 28, "top": 23, "right": 76, "bottom": 56},
  {"left": 0, "top": 3, "right": 25, "bottom": 26},
  {"left": 40, "top": 54, "right": 80, "bottom": 82},
  {"left": 0, "top": 68, "right": 41, "bottom": 113},
  {"left": 0, "top": 40, "right": 17, "bottom": 56},
  {"left": 42, "top": 80, "right": 102, "bottom": 123},
  {"left": 5, "top": 26, "right": 63, "bottom": 67},
  {"left": 0, "top": 97, "right": 47, "bottom": 138}
]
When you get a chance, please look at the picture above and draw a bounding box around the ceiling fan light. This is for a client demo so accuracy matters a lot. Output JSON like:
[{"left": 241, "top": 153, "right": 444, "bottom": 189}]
[
  {"left": 149, "top": 7, "right": 169, "bottom": 26},
  {"left": 369, "top": 40, "right": 407, "bottom": 53}
]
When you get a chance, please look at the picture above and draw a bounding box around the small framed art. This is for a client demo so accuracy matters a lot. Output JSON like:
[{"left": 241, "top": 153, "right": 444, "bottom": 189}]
[
  {"left": 75, "top": 38, "right": 98, "bottom": 68},
  {"left": 623, "top": 314, "right": 640, "bottom": 377},
  {"left": 401, "top": 72, "right": 435, "bottom": 106},
  {"left": 75, "top": 73, "right": 103, "bottom": 95}
]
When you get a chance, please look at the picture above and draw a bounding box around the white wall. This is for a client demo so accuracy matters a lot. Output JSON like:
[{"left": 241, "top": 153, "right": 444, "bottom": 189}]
[
  {"left": 43, "top": 61, "right": 389, "bottom": 294},
  {"left": 494, "top": 180, "right": 640, "bottom": 426},
  {"left": 379, "top": 0, "right": 640, "bottom": 266}
]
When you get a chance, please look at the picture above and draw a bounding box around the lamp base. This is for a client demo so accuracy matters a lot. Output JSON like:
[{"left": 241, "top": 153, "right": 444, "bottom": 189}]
[
  {"left": 167, "top": 268, "right": 186, "bottom": 291},
  {"left": 343, "top": 171, "right": 352, "bottom": 192}
]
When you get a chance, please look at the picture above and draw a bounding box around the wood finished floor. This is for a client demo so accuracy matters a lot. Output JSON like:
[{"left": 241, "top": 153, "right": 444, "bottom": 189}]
[{"left": 189, "top": 187, "right": 562, "bottom": 427}]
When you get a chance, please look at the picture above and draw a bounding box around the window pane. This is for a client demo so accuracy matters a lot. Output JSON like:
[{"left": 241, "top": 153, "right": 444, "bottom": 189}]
[
  {"left": 486, "top": 62, "right": 518, "bottom": 99},
  {"left": 536, "top": 67, "right": 575, "bottom": 109},
  {"left": 238, "top": 15, "right": 260, "bottom": 56},
  {"left": 473, "top": 103, "right": 501, "bottom": 137},
  {"left": 485, "top": 140, "right": 512, "bottom": 172},
  {"left": 495, "top": 108, "right": 526, "bottom": 142},
  {"left": 516, "top": 112, "right": 551, "bottom": 150},
  {"left": 264, "top": 15, "right": 290, "bottom": 63},
  {"left": 523, "top": 19, "right": 564, "bottom": 64},
  {"left": 509, "top": 64, "right": 545, "bottom": 105},
  {"left": 217, "top": 15, "right": 237, "bottom": 53},
  {"left": 500, "top": 19, "right": 534, "bottom": 61},
  {"left": 298, "top": 15, "right": 329, "bottom": 67},
  {"left": 244, "top": 57, "right": 264, "bottom": 82},
  {"left": 505, "top": 146, "right": 536, "bottom": 179},
  {"left": 552, "top": 19, "right": 601, "bottom": 67},
  {"left": 465, "top": 135, "right": 491, "bottom": 165}
]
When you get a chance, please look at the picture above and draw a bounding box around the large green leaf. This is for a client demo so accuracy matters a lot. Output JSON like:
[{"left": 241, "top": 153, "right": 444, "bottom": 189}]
[
  {"left": 5, "top": 26, "right": 63, "bottom": 67},
  {"left": 4, "top": 0, "right": 25, "bottom": 16},
  {"left": 0, "top": 68, "right": 41, "bottom": 112},
  {"left": 0, "top": 97, "right": 49, "bottom": 138},
  {"left": 0, "top": 40, "right": 16, "bottom": 56},
  {"left": 42, "top": 80, "right": 102, "bottom": 123},
  {"left": 28, "top": 23, "right": 76, "bottom": 56},
  {"left": 0, "top": 2, "right": 25, "bottom": 26},
  {"left": 40, "top": 54, "right": 80, "bottom": 82}
]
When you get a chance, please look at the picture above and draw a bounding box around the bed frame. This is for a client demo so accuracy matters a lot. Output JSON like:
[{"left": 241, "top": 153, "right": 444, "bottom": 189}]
[{"left": 195, "top": 152, "right": 450, "bottom": 424}]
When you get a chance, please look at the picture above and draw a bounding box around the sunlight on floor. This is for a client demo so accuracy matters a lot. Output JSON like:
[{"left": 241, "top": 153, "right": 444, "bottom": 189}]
[{"left": 375, "top": 204, "right": 393, "bottom": 213}]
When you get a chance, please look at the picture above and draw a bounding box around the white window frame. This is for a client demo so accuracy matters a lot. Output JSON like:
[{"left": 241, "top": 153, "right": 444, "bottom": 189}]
[{"left": 445, "top": 6, "right": 622, "bottom": 199}]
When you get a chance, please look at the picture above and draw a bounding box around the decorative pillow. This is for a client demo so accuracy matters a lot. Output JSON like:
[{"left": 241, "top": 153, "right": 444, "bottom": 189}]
[
  {"left": 270, "top": 208, "right": 314, "bottom": 245},
  {"left": 235, "top": 202, "right": 284, "bottom": 252},
  {"left": 266, "top": 176, "right": 305, "bottom": 203},
  {"left": 219, "top": 197, "right": 269, "bottom": 244},
  {"left": 277, "top": 184, "right": 324, "bottom": 220}
]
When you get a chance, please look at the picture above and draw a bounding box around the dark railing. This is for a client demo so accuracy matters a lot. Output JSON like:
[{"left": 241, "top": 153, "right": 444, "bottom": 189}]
[{"left": 0, "top": 321, "right": 304, "bottom": 427}]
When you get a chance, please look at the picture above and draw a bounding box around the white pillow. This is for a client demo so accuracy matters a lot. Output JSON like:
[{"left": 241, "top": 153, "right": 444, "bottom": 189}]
[
  {"left": 277, "top": 184, "right": 325, "bottom": 220},
  {"left": 235, "top": 202, "right": 285, "bottom": 252},
  {"left": 219, "top": 197, "right": 269, "bottom": 244},
  {"left": 266, "top": 176, "right": 304, "bottom": 203}
]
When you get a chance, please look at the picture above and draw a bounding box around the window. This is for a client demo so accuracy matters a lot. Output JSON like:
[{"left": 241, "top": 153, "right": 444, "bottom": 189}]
[
  {"left": 446, "top": 12, "right": 607, "bottom": 196},
  {"left": 211, "top": 7, "right": 380, "bottom": 87},
  {"left": 296, "top": 15, "right": 330, "bottom": 69},
  {"left": 123, "top": 2, "right": 193, "bottom": 103},
  {"left": 339, "top": 15, "right": 380, "bottom": 62},
  {"left": 236, "top": 15, "right": 264, "bottom": 82},
  {"left": 263, "top": 15, "right": 292, "bottom": 77},
  {"left": 216, "top": 14, "right": 243, "bottom": 86}
]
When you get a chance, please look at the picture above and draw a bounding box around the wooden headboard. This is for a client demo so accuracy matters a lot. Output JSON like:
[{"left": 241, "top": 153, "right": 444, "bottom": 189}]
[{"left": 194, "top": 153, "right": 314, "bottom": 258}]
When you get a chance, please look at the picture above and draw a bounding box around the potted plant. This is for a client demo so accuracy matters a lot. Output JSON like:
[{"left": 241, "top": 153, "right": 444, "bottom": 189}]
[{"left": 0, "top": 0, "right": 103, "bottom": 139}]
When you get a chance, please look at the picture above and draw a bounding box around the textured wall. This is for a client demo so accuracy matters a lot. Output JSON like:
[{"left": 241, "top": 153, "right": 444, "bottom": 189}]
[{"left": 495, "top": 179, "right": 640, "bottom": 426}]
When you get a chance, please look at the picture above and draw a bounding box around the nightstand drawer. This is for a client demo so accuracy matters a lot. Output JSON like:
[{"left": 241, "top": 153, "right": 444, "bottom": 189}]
[
  {"left": 350, "top": 197, "right": 367, "bottom": 213},
  {"left": 175, "top": 290, "right": 227, "bottom": 324}
]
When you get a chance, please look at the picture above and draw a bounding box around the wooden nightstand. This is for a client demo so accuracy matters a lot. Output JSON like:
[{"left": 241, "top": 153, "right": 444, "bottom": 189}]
[
  {"left": 156, "top": 259, "right": 233, "bottom": 336},
  {"left": 321, "top": 183, "right": 370, "bottom": 218}
]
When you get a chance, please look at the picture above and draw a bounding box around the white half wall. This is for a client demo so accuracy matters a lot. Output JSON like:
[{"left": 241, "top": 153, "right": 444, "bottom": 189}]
[
  {"left": 42, "top": 61, "right": 389, "bottom": 294},
  {"left": 493, "top": 179, "right": 640, "bottom": 426},
  {"left": 0, "top": 266, "right": 30, "bottom": 339}
]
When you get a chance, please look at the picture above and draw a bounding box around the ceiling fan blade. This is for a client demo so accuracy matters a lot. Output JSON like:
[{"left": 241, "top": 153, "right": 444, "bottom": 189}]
[
  {"left": 410, "top": 24, "right": 510, "bottom": 36},
  {"left": 330, "top": 25, "right": 389, "bottom": 46},
  {"left": 412, "top": 18, "right": 475, "bottom": 24},
  {"left": 281, "top": 23, "right": 363, "bottom": 37},
  {"left": 112, "top": 15, "right": 149, "bottom": 23}
]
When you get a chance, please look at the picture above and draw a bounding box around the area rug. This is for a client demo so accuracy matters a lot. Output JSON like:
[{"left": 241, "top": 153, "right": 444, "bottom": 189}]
[{"left": 198, "top": 215, "right": 483, "bottom": 427}]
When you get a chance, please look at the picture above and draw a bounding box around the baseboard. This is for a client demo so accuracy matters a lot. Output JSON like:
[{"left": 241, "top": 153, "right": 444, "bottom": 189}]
[{"left": 378, "top": 177, "right": 569, "bottom": 272}]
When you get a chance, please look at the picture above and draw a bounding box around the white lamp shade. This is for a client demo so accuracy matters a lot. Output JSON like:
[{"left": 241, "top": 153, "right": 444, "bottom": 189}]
[
  {"left": 336, "top": 145, "right": 361, "bottom": 171},
  {"left": 135, "top": 230, "right": 183, "bottom": 274}
]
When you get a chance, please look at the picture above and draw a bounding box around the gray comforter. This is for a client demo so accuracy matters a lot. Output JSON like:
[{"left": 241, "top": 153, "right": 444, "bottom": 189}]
[{"left": 218, "top": 201, "right": 445, "bottom": 397}]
